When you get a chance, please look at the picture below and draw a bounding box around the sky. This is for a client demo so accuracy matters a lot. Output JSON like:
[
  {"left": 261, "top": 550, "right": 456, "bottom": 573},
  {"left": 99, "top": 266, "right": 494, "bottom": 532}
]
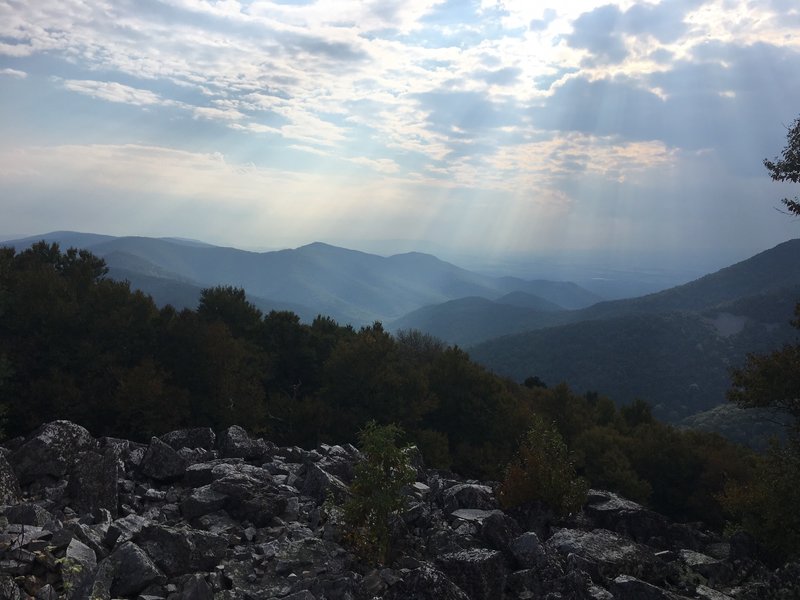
[{"left": 1, "top": 0, "right": 799, "bottom": 272}]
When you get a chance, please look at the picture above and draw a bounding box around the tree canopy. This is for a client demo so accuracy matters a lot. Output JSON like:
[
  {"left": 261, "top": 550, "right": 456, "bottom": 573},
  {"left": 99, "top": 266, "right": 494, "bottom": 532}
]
[{"left": 764, "top": 116, "right": 800, "bottom": 216}]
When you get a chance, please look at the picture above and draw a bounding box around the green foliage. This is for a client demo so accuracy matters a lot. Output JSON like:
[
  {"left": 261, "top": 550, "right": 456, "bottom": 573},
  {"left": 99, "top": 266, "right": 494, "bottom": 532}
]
[
  {"left": 728, "top": 314, "right": 800, "bottom": 431},
  {"left": 341, "top": 422, "right": 416, "bottom": 564},
  {"left": 197, "top": 285, "right": 263, "bottom": 340},
  {"left": 720, "top": 439, "right": 800, "bottom": 563},
  {"left": 498, "top": 415, "right": 588, "bottom": 516},
  {"left": 763, "top": 116, "right": 800, "bottom": 215},
  {"left": 724, "top": 301, "right": 800, "bottom": 560},
  {"left": 573, "top": 426, "right": 652, "bottom": 503}
]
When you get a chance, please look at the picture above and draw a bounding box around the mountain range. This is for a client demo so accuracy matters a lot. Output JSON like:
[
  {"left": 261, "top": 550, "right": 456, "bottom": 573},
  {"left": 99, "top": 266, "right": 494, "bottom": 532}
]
[
  {"left": 5, "top": 231, "right": 798, "bottom": 431},
  {"left": 466, "top": 240, "right": 800, "bottom": 423},
  {"left": 2, "top": 232, "right": 601, "bottom": 325}
]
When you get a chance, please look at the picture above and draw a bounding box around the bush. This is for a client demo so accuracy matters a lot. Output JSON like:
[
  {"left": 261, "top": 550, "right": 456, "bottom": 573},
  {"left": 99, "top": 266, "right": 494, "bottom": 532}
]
[
  {"left": 498, "top": 415, "right": 588, "bottom": 516},
  {"left": 341, "top": 421, "right": 416, "bottom": 564},
  {"left": 720, "top": 437, "right": 800, "bottom": 563}
]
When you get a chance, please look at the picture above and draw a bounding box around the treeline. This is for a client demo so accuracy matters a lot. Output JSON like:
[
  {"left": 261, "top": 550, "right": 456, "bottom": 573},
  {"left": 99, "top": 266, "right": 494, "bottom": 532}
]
[{"left": 0, "top": 242, "right": 769, "bottom": 533}]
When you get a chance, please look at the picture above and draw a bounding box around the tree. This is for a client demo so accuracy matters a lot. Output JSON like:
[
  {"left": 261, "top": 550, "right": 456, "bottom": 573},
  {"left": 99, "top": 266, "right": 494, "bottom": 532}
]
[
  {"left": 340, "top": 421, "right": 416, "bottom": 564},
  {"left": 764, "top": 116, "right": 800, "bottom": 215},
  {"left": 728, "top": 275, "right": 800, "bottom": 432},
  {"left": 497, "top": 415, "right": 588, "bottom": 516},
  {"left": 197, "top": 286, "right": 263, "bottom": 341},
  {"left": 720, "top": 115, "right": 800, "bottom": 561}
]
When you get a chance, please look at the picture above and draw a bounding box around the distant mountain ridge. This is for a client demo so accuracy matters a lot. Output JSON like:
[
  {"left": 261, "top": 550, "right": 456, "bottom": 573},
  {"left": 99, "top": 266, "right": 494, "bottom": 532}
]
[
  {"left": 466, "top": 239, "right": 800, "bottom": 424},
  {"left": 393, "top": 239, "right": 800, "bottom": 346},
  {"left": 3, "top": 231, "right": 601, "bottom": 325}
]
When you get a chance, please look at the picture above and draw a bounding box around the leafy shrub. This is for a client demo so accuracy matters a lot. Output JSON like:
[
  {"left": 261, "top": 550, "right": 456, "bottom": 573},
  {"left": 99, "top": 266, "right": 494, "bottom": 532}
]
[
  {"left": 341, "top": 421, "right": 416, "bottom": 564},
  {"left": 720, "top": 438, "right": 800, "bottom": 563},
  {"left": 498, "top": 415, "right": 588, "bottom": 516}
]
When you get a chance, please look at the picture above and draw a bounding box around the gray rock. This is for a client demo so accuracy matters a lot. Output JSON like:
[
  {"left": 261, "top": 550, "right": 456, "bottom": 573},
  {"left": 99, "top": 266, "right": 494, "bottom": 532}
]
[
  {"left": 217, "top": 426, "right": 270, "bottom": 461},
  {"left": 280, "top": 592, "right": 315, "bottom": 600},
  {"left": 548, "top": 527, "right": 665, "bottom": 583},
  {"left": 139, "top": 437, "right": 188, "bottom": 482},
  {"left": 695, "top": 585, "right": 734, "bottom": 600},
  {"left": 0, "top": 577, "right": 22, "bottom": 600},
  {"left": 0, "top": 454, "right": 21, "bottom": 505},
  {"left": 384, "top": 565, "right": 470, "bottom": 600},
  {"left": 509, "top": 532, "right": 547, "bottom": 569},
  {"left": 479, "top": 511, "right": 520, "bottom": 553},
  {"left": 108, "top": 541, "right": 165, "bottom": 596},
  {"left": 179, "top": 573, "right": 214, "bottom": 600},
  {"left": 436, "top": 548, "right": 507, "bottom": 600},
  {"left": 11, "top": 421, "right": 96, "bottom": 484},
  {"left": 612, "top": 574, "right": 687, "bottom": 600},
  {"left": 4, "top": 503, "right": 52, "bottom": 527},
  {"left": 99, "top": 437, "right": 147, "bottom": 473},
  {"left": 104, "top": 513, "right": 149, "bottom": 548},
  {"left": 210, "top": 471, "right": 286, "bottom": 527},
  {"left": 181, "top": 484, "right": 228, "bottom": 520},
  {"left": 316, "top": 445, "right": 357, "bottom": 483},
  {"left": 135, "top": 524, "right": 227, "bottom": 576},
  {"left": 300, "top": 463, "right": 348, "bottom": 503},
  {"left": 442, "top": 483, "right": 496, "bottom": 513},
  {"left": 679, "top": 550, "right": 734, "bottom": 586},
  {"left": 67, "top": 449, "right": 118, "bottom": 518},
  {"left": 161, "top": 428, "right": 216, "bottom": 451},
  {"left": 63, "top": 538, "right": 97, "bottom": 599},
  {"left": 34, "top": 584, "right": 57, "bottom": 600}
]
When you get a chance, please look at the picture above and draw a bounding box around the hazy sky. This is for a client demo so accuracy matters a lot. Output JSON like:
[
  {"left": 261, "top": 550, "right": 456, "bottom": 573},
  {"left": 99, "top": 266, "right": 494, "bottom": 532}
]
[{"left": 1, "top": 0, "right": 799, "bottom": 266}]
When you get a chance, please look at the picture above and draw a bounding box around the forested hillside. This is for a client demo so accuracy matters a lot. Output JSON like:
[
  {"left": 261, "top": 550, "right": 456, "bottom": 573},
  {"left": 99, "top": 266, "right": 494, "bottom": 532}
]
[
  {"left": 470, "top": 293, "right": 800, "bottom": 423},
  {"left": 4, "top": 233, "right": 601, "bottom": 325},
  {"left": 2, "top": 241, "right": 798, "bottom": 556}
]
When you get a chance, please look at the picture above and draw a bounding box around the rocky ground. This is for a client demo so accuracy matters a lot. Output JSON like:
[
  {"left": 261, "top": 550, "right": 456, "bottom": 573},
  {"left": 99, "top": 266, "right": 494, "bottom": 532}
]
[{"left": 0, "top": 420, "right": 797, "bottom": 600}]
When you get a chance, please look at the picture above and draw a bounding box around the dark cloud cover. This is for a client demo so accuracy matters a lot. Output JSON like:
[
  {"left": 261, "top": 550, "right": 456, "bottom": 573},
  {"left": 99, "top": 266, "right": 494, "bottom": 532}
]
[
  {"left": 532, "top": 41, "right": 800, "bottom": 174},
  {"left": 414, "top": 89, "right": 519, "bottom": 136},
  {"left": 567, "top": 0, "right": 708, "bottom": 64}
]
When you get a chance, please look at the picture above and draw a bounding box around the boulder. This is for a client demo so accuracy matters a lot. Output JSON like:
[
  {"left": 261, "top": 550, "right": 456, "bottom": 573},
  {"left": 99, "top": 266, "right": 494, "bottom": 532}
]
[
  {"left": 135, "top": 524, "right": 227, "bottom": 576},
  {"left": 180, "top": 484, "right": 228, "bottom": 520},
  {"left": 441, "top": 483, "right": 496, "bottom": 513},
  {"left": 316, "top": 444, "right": 358, "bottom": 483},
  {"left": 479, "top": 511, "right": 520, "bottom": 553},
  {"left": 436, "top": 548, "right": 507, "bottom": 600},
  {"left": 161, "top": 428, "right": 216, "bottom": 451},
  {"left": 67, "top": 449, "right": 118, "bottom": 518},
  {"left": 63, "top": 538, "right": 97, "bottom": 599},
  {"left": 107, "top": 541, "right": 165, "bottom": 597},
  {"left": 210, "top": 471, "right": 287, "bottom": 527},
  {"left": 384, "top": 565, "right": 470, "bottom": 600},
  {"left": 548, "top": 527, "right": 666, "bottom": 583},
  {"left": 300, "top": 463, "right": 349, "bottom": 503},
  {"left": 217, "top": 426, "right": 271, "bottom": 461},
  {"left": 138, "top": 437, "right": 188, "bottom": 482},
  {"left": 104, "top": 513, "right": 149, "bottom": 549},
  {"left": 0, "top": 454, "right": 21, "bottom": 505},
  {"left": 4, "top": 503, "right": 53, "bottom": 527},
  {"left": 179, "top": 573, "right": 214, "bottom": 600},
  {"left": 613, "top": 574, "right": 688, "bottom": 600},
  {"left": 679, "top": 549, "right": 733, "bottom": 585},
  {"left": 509, "top": 532, "right": 547, "bottom": 569},
  {"left": 11, "top": 421, "right": 95, "bottom": 485}
]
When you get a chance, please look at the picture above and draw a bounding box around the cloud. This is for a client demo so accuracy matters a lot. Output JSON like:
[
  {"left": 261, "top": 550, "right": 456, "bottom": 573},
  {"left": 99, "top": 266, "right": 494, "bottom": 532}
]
[
  {"left": 193, "top": 106, "right": 244, "bottom": 121},
  {"left": 566, "top": 0, "right": 707, "bottom": 65},
  {"left": 530, "top": 8, "right": 556, "bottom": 31},
  {"left": 567, "top": 4, "right": 629, "bottom": 65},
  {"left": 61, "top": 79, "right": 170, "bottom": 107},
  {"left": 2, "top": 0, "right": 800, "bottom": 259},
  {"left": 475, "top": 66, "right": 522, "bottom": 86},
  {"left": 0, "top": 68, "right": 26, "bottom": 78}
]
